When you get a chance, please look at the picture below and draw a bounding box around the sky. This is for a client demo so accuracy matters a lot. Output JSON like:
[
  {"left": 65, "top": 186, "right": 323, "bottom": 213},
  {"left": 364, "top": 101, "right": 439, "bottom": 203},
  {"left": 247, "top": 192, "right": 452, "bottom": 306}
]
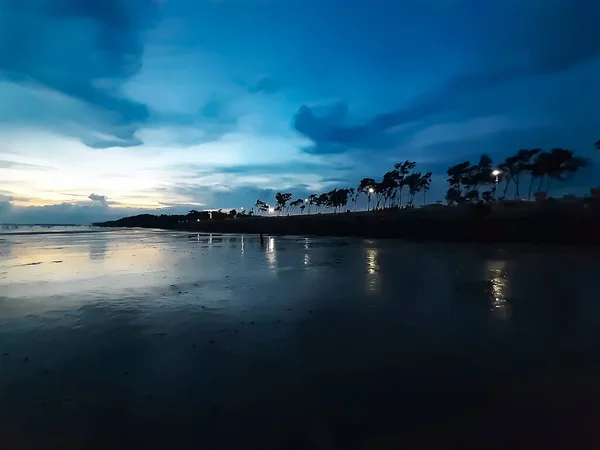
[{"left": 0, "top": 0, "right": 599, "bottom": 224}]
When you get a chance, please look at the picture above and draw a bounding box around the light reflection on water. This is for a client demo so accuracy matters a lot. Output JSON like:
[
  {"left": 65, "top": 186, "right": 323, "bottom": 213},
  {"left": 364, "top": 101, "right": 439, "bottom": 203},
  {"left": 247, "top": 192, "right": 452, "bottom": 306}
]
[
  {"left": 365, "top": 248, "right": 380, "bottom": 294},
  {"left": 304, "top": 253, "right": 310, "bottom": 266},
  {"left": 487, "top": 260, "right": 511, "bottom": 321},
  {"left": 1, "top": 232, "right": 163, "bottom": 289},
  {"left": 266, "top": 236, "right": 277, "bottom": 268}
]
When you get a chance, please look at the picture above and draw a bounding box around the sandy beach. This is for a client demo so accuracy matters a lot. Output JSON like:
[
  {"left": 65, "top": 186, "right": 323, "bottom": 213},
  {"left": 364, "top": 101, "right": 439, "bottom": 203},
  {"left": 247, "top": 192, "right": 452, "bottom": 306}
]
[{"left": 2, "top": 228, "right": 600, "bottom": 449}]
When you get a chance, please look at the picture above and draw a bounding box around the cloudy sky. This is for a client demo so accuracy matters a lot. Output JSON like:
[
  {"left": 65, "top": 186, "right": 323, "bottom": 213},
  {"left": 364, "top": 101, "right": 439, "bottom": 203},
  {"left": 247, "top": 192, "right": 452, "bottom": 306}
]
[{"left": 0, "top": 0, "right": 599, "bottom": 223}]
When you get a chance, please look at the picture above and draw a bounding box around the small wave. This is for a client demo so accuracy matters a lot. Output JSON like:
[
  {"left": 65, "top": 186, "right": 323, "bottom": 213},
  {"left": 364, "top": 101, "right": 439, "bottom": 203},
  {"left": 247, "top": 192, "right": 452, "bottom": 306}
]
[{"left": 18, "top": 262, "right": 43, "bottom": 266}]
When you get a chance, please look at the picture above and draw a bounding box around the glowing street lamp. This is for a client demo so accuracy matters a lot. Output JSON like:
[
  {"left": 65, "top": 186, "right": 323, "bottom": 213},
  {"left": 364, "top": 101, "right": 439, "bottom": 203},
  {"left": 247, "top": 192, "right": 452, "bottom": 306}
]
[
  {"left": 492, "top": 169, "right": 501, "bottom": 184},
  {"left": 367, "top": 187, "right": 375, "bottom": 211}
]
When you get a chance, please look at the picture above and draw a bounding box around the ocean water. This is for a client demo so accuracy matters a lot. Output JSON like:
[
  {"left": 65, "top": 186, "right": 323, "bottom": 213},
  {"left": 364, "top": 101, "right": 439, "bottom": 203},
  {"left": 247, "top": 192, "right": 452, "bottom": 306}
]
[{"left": 1, "top": 228, "right": 600, "bottom": 449}]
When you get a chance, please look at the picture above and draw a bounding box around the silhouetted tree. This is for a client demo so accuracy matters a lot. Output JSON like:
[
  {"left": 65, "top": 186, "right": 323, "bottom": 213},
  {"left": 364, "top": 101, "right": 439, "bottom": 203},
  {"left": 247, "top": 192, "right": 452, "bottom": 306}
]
[
  {"left": 307, "top": 194, "right": 317, "bottom": 214},
  {"left": 274, "top": 192, "right": 292, "bottom": 215},
  {"left": 527, "top": 149, "right": 588, "bottom": 196},
  {"left": 527, "top": 156, "right": 546, "bottom": 200},
  {"left": 545, "top": 149, "right": 588, "bottom": 194},
  {"left": 348, "top": 188, "right": 357, "bottom": 211},
  {"left": 358, "top": 178, "right": 377, "bottom": 211},
  {"left": 393, "top": 160, "right": 416, "bottom": 207},
  {"left": 254, "top": 199, "right": 268, "bottom": 216},
  {"left": 477, "top": 154, "right": 495, "bottom": 195},
  {"left": 445, "top": 155, "right": 497, "bottom": 203},
  {"left": 481, "top": 190, "right": 495, "bottom": 202},
  {"left": 212, "top": 209, "right": 228, "bottom": 220},
  {"left": 405, "top": 172, "right": 422, "bottom": 207},
  {"left": 316, "top": 193, "right": 328, "bottom": 213},
  {"left": 500, "top": 149, "right": 541, "bottom": 199},
  {"left": 446, "top": 161, "right": 470, "bottom": 205},
  {"left": 445, "top": 187, "right": 461, "bottom": 205},
  {"left": 379, "top": 171, "right": 397, "bottom": 208},
  {"left": 289, "top": 198, "right": 304, "bottom": 214},
  {"left": 187, "top": 210, "right": 210, "bottom": 221},
  {"left": 420, "top": 172, "right": 432, "bottom": 205},
  {"left": 333, "top": 188, "right": 351, "bottom": 212},
  {"left": 229, "top": 209, "right": 237, "bottom": 219}
]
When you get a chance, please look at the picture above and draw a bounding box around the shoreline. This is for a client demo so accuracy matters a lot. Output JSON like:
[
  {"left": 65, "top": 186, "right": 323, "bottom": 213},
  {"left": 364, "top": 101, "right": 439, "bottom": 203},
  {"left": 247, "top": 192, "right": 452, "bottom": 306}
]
[{"left": 95, "top": 202, "right": 600, "bottom": 245}]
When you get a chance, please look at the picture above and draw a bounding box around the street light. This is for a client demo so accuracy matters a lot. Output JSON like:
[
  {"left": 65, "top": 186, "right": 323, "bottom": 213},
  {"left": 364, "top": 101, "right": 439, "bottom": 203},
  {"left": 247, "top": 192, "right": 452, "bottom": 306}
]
[
  {"left": 304, "top": 198, "right": 308, "bottom": 203},
  {"left": 367, "top": 187, "right": 375, "bottom": 211},
  {"left": 492, "top": 169, "right": 501, "bottom": 184}
]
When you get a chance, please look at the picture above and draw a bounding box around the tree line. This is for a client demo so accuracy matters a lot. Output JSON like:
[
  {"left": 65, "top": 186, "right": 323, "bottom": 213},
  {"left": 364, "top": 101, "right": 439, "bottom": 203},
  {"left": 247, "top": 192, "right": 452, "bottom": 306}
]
[
  {"left": 446, "top": 147, "right": 589, "bottom": 205},
  {"left": 95, "top": 142, "right": 598, "bottom": 228},
  {"left": 251, "top": 142, "right": 596, "bottom": 216},
  {"left": 251, "top": 160, "right": 433, "bottom": 216}
]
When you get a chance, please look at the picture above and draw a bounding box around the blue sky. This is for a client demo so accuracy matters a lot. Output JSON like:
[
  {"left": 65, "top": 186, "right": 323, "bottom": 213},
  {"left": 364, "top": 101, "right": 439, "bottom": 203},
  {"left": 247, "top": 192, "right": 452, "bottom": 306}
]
[{"left": 0, "top": 0, "right": 599, "bottom": 223}]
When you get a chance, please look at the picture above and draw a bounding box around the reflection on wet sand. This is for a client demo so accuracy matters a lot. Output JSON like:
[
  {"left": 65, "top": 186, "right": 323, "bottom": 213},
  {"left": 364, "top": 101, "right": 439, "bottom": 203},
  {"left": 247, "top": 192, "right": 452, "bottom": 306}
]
[
  {"left": 365, "top": 247, "right": 380, "bottom": 294},
  {"left": 88, "top": 235, "right": 108, "bottom": 261},
  {"left": 266, "top": 236, "right": 277, "bottom": 268},
  {"left": 487, "top": 260, "right": 511, "bottom": 320},
  {"left": 0, "top": 230, "right": 164, "bottom": 299},
  {"left": 2, "top": 230, "right": 600, "bottom": 448}
]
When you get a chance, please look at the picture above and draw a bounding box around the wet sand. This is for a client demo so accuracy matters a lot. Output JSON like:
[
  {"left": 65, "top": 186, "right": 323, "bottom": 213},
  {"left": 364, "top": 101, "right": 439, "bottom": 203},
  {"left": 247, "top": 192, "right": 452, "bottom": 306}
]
[{"left": 1, "top": 228, "right": 600, "bottom": 449}]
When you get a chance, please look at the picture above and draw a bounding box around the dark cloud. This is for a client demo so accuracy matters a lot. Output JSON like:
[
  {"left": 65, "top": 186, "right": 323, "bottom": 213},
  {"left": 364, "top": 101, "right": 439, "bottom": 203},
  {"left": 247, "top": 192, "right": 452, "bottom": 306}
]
[
  {"left": 293, "top": 103, "right": 421, "bottom": 154},
  {"left": 293, "top": 0, "right": 600, "bottom": 153},
  {"left": 0, "top": 0, "right": 159, "bottom": 147},
  {"left": 248, "top": 76, "right": 281, "bottom": 94}
]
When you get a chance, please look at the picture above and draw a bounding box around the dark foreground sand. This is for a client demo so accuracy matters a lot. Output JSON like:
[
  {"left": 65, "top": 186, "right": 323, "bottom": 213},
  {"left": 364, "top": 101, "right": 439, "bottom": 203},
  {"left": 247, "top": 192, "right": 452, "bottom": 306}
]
[{"left": 1, "top": 228, "right": 600, "bottom": 449}]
